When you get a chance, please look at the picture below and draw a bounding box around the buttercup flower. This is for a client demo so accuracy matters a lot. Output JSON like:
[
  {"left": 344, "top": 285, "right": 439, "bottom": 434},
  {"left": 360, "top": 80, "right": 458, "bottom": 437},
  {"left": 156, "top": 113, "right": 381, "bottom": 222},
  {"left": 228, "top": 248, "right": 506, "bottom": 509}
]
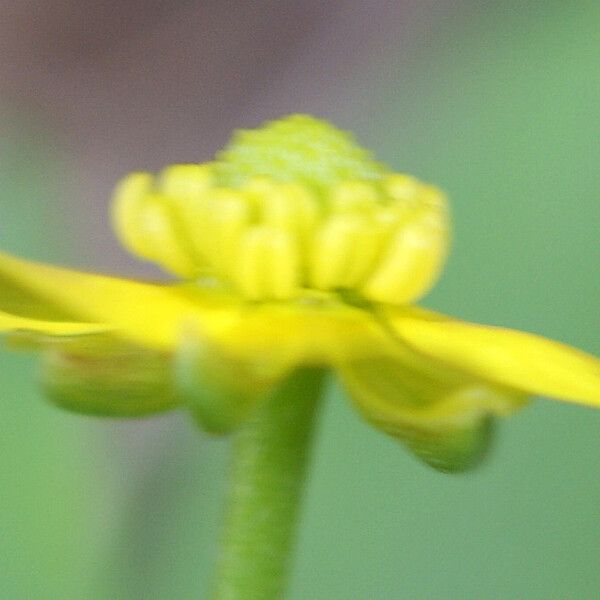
[{"left": 2, "top": 114, "right": 600, "bottom": 472}]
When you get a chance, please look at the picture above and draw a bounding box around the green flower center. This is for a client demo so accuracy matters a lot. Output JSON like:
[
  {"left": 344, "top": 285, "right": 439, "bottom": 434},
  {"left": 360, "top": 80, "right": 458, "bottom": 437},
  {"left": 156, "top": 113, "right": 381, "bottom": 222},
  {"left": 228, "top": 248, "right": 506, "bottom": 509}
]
[{"left": 215, "top": 114, "right": 384, "bottom": 192}]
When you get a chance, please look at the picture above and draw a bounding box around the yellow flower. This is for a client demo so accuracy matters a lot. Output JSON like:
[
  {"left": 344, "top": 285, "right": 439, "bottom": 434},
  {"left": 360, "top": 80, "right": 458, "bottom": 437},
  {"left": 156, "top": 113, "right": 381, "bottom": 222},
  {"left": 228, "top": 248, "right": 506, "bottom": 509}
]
[{"left": 2, "top": 114, "right": 600, "bottom": 472}]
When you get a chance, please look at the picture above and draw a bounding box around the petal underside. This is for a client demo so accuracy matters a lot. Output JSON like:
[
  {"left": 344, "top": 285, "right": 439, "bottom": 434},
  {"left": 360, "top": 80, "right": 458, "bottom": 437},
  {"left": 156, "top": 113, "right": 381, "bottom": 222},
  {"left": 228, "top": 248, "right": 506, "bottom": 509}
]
[
  {"left": 0, "top": 309, "right": 107, "bottom": 338},
  {"left": 383, "top": 306, "right": 600, "bottom": 407},
  {"left": 0, "top": 251, "right": 239, "bottom": 350},
  {"left": 338, "top": 340, "right": 525, "bottom": 472},
  {"left": 0, "top": 308, "right": 180, "bottom": 416}
]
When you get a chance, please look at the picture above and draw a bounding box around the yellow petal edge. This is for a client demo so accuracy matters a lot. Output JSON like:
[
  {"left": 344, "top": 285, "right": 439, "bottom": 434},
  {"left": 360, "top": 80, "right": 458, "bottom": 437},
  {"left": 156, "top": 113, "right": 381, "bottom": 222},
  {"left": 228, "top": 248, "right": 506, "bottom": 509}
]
[{"left": 386, "top": 307, "right": 600, "bottom": 407}]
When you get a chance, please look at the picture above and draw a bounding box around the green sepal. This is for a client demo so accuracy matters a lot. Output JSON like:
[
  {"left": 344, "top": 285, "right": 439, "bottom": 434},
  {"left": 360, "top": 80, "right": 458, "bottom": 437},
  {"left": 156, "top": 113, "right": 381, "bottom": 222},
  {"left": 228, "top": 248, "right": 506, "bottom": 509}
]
[
  {"left": 339, "top": 356, "right": 527, "bottom": 473},
  {"left": 39, "top": 340, "right": 180, "bottom": 417},
  {"left": 373, "top": 409, "right": 495, "bottom": 473},
  {"left": 175, "top": 328, "right": 283, "bottom": 434}
]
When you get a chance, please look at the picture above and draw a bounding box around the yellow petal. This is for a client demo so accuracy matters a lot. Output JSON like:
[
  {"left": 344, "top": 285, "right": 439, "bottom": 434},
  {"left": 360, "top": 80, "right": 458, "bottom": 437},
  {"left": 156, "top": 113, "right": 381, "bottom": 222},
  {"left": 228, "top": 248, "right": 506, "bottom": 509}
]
[
  {"left": 210, "top": 296, "right": 399, "bottom": 370},
  {"left": 384, "top": 306, "right": 600, "bottom": 407},
  {"left": 338, "top": 342, "right": 525, "bottom": 472},
  {"left": 0, "top": 265, "right": 86, "bottom": 322},
  {"left": 0, "top": 252, "right": 401, "bottom": 371},
  {"left": 0, "top": 309, "right": 107, "bottom": 337},
  {"left": 0, "top": 251, "right": 238, "bottom": 350}
]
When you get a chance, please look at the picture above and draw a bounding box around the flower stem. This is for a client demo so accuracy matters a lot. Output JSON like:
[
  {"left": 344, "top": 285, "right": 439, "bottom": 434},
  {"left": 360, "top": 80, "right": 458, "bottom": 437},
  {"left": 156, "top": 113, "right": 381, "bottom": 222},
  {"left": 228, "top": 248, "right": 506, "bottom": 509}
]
[{"left": 211, "top": 368, "right": 325, "bottom": 600}]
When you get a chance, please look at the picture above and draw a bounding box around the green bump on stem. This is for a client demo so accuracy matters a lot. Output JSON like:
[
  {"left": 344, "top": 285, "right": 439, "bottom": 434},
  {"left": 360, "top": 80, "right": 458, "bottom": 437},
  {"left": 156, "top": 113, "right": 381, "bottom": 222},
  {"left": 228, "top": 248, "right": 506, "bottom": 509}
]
[{"left": 211, "top": 368, "right": 326, "bottom": 600}]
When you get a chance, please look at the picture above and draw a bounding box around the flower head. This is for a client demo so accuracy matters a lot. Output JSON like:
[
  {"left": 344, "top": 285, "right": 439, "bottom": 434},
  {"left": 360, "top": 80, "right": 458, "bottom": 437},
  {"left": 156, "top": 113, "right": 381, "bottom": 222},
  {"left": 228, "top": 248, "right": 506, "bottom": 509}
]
[
  {"left": 2, "top": 114, "right": 600, "bottom": 472},
  {"left": 112, "top": 114, "right": 448, "bottom": 305}
]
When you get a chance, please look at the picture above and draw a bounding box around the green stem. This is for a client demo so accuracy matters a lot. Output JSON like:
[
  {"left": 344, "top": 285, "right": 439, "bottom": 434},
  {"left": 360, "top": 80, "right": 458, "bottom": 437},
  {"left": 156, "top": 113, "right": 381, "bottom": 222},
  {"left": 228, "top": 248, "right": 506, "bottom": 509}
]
[{"left": 211, "top": 368, "right": 325, "bottom": 600}]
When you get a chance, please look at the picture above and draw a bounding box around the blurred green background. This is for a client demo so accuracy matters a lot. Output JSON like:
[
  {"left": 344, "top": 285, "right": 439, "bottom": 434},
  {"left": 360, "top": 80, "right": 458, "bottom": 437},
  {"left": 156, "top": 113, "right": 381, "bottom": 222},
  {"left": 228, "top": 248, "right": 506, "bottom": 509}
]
[{"left": 1, "top": 2, "right": 600, "bottom": 598}]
